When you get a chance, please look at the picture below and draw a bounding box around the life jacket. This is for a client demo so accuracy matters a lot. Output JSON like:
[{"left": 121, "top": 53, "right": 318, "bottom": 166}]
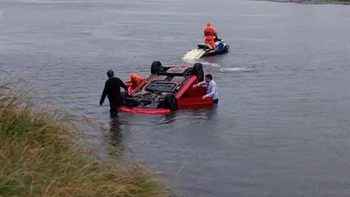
[
  {"left": 133, "top": 76, "right": 144, "bottom": 87},
  {"left": 204, "top": 26, "right": 215, "bottom": 36},
  {"left": 126, "top": 75, "right": 144, "bottom": 89},
  {"left": 130, "top": 76, "right": 144, "bottom": 89}
]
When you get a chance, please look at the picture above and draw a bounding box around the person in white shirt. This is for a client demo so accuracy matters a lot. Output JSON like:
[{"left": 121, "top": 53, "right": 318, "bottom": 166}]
[{"left": 192, "top": 74, "right": 219, "bottom": 104}]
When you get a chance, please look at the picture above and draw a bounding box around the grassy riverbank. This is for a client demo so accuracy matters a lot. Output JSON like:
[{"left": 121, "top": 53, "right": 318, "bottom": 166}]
[{"left": 0, "top": 83, "right": 168, "bottom": 197}]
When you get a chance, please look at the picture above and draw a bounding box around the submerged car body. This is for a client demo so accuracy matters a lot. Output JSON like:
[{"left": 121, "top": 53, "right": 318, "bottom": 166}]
[{"left": 120, "top": 61, "right": 213, "bottom": 114}]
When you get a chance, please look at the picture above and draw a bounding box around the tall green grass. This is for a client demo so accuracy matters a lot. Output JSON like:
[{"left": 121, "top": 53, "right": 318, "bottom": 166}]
[{"left": 0, "top": 82, "right": 169, "bottom": 197}]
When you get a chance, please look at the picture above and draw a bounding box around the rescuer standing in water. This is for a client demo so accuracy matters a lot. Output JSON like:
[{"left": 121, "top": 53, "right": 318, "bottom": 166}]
[{"left": 100, "top": 70, "right": 128, "bottom": 118}]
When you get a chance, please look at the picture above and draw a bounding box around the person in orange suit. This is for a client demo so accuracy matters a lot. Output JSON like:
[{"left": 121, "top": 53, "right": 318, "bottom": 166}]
[
  {"left": 125, "top": 73, "right": 144, "bottom": 91},
  {"left": 203, "top": 22, "right": 218, "bottom": 50}
]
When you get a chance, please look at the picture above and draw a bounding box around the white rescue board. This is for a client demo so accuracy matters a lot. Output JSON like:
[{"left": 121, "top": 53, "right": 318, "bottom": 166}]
[{"left": 181, "top": 49, "right": 206, "bottom": 60}]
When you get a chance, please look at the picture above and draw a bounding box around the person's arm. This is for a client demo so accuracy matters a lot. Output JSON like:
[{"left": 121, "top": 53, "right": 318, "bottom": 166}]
[
  {"left": 100, "top": 81, "right": 108, "bottom": 106},
  {"left": 213, "top": 28, "right": 218, "bottom": 38},
  {"left": 193, "top": 81, "right": 206, "bottom": 88},
  {"left": 203, "top": 83, "right": 217, "bottom": 98},
  {"left": 118, "top": 78, "right": 128, "bottom": 92},
  {"left": 197, "top": 81, "right": 207, "bottom": 86},
  {"left": 125, "top": 80, "right": 132, "bottom": 87}
]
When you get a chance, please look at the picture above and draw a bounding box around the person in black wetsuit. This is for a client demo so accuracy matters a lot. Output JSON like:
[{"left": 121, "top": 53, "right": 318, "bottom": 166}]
[{"left": 100, "top": 70, "right": 128, "bottom": 118}]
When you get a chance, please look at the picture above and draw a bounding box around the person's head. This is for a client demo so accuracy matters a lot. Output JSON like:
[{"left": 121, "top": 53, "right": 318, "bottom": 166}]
[
  {"left": 205, "top": 74, "right": 212, "bottom": 83},
  {"left": 207, "top": 22, "right": 211, "bottom": 27},
  {"left": 130, "top": 73, "right": 136, "bottom": 80},
  {"left": 107, "top": 70, "right": 114, "bottom": 78}
]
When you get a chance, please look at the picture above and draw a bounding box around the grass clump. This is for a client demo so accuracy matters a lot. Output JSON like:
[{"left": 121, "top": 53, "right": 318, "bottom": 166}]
[{"left": 0, "top": 83, "right": 168, "bottom": 197}]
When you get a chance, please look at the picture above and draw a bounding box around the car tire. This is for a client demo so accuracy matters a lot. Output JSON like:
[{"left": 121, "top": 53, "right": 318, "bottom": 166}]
[
  {"left": 151, "top": 61, "right": 163, "bottom": 75},
  {"left": 164, "top": 94, "right": 177, "bottom": 111},
  {"left": 192, "top": 63, "right": 204, "bottom": 82}
]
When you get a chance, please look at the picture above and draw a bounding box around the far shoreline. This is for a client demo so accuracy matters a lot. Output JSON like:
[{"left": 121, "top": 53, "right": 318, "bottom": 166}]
[{"left": 250, "top": 0, "right": 350, "bottom": 5}]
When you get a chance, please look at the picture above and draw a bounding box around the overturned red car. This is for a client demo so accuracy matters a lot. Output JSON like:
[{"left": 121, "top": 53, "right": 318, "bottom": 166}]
[{"left": 119, "top": 61, "right": 213, "bottom": 114}]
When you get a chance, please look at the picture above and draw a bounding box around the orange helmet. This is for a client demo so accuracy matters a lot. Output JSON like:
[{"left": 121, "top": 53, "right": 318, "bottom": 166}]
[
  {"left": 130, "top": 73, "right": 136, "bottom": 79},
  {"left": 207, "top": 22, "right": 211, "bottom": 26}
]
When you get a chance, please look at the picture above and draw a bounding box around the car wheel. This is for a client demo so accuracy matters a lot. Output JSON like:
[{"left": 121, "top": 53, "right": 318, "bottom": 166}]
[
  {"left": 192, "top": 63, "right": 204, "bottom": 82},
  {"left": 151, "top": 61, "right": 163, "bottom": 75},
  {"left": 164, "top": 94, "right": 177, "bottom": 111}
]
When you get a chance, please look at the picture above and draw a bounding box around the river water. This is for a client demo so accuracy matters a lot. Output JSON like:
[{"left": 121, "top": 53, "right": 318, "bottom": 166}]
[{"left": 1, "top": 0, "right": 350, "bottom": 196}]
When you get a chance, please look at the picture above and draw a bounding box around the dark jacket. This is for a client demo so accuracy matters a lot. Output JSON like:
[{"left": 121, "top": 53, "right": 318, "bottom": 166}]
[{"left": 100, "top": 77, "right": 127, "bottom": 106}]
